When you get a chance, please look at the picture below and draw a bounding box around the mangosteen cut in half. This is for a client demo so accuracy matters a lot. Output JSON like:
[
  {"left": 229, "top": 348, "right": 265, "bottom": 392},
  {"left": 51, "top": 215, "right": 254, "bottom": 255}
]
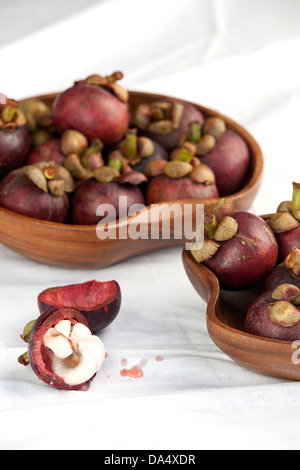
[{"left": 37, "top": 280, "right": 121, "bottom": 333}]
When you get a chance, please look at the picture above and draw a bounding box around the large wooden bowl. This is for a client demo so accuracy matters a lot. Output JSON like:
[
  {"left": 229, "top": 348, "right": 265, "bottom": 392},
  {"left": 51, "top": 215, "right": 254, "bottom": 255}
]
[
  {"left": 182, "top": 219, "right": 300, "bottom": 381},
  {"left": 0, "top": 91, "right": 263, "bottom": 269}
]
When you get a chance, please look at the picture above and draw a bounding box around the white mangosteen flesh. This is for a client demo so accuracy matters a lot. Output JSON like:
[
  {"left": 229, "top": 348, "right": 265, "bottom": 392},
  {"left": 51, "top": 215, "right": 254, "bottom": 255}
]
[{"left": 43, "top": 320, "right": 105, "bottom": 386}]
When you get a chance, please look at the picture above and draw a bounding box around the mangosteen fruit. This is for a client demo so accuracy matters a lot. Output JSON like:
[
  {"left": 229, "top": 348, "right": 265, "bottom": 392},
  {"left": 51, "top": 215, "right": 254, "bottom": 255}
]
[
  {"left": 71, "top": 161, "right": 146, "bottom": 225},
  {"left": 263, "top": 247, "right": 300, "bottom": 292},
  {"left": 244, "top": 284, "right": 300, "bottom": 341},
  {"left": 200, "top": 128, "right": 250, "bottom": 197},
  {"left": 0, "top": 161, "right": 74, "bottom": 222},
  {"left": 145, "top": 142, "right": 219, "bottom": 204},
  {"left": 268, "top": 182, "right": 300, "bottom": 260},
  {"left": 20, "top": 98, "right": 55, "bottom": 146},
  {"left": 26, "top": 138, "right": 66, "bottom": 166},
  {"left": 190, "top": 199, "right": 279, "bottom": 290},
  {"left": 20, "top": 308, "right": 106, "bottom": 391},
  {"left": 0, "top": 101, "right": 31, "bottom": 180},
  {"left": 37, "top": 280, "right": 121, "bottom": 333},
  {"left": 53, "top": 72, "right": 129, "bottom": 146}
]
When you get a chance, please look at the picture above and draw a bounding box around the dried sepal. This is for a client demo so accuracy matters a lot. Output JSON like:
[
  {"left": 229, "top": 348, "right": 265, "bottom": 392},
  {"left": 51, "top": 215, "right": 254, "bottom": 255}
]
[
  {"left": 189, "top": 163, "right": 215, "bottom": 185},
  {"left": 271, "top": 283, "right": 300, "bottom": 302},
  {"left": 196, "top": 134, "right": 216, "bottom": 156},
  {"left": 85, "top": 71, "right": 128, "bottom": 103},
  {"left": 64, "top": 153, "right": 88, "bottom": 180},
  {"left": 163, "top": 160, "right": 193, "bottom": 179},
  {"left": 202, "top": 117, "right": 226, "bottom": 141},
  {"left": 191, "top": 239, "right": 220, "bottom": 263},
  {"left": 20, "top": 320, "right": 36, "bottom": 343},
  {"left": 214, "top": 216, "right": 239, "bottom": 242},
  {"left": 94, "top": 166, "right": 118, "bottom": 183},
  {"left": 268, "top": 300, "right": 300, "bottom": 327},
  {"left": 268, "top": 212, "right": 299, "bottom": 233},
  {"left": 285, "top": 247, "right": 300, "bottom": 276},
  {"left": 23, "top": 165, "right": 48, "bottom": 192}
]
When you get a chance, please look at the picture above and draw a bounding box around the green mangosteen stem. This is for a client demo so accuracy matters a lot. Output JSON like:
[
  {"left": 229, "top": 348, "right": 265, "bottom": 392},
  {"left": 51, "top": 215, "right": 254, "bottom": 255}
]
[
  {"left": 124, "top": 129, "right": 138, "bottom": 159},
  {"left": 292, "top": 182, "right": 300, "bottom": 221},
  {"left": 188, "top": 121, "right": 202, "bottom": 144},
  {"left": 2, "top": 105, "right": 17, "bottom": 123},
  {"left": 177, "top": 142, "right": 197, "bottom": 163},
  {"left": 106, "top": 71, "right": 123, "bottom": 83},
  {"left": 108, "top": 153, "right": 123, "bottom": 173},
  {"left": 204, "top": 213, "right": 218, "bottom": 239}
]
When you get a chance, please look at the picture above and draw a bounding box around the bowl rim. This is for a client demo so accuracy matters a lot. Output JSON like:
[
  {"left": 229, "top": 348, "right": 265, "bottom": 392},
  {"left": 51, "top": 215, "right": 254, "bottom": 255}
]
[{"left": 0, "top": 89, "right": 264, "bottom": 230}]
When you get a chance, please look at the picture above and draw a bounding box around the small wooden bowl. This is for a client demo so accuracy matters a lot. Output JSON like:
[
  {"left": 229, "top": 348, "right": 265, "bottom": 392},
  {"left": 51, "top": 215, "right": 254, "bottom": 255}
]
[
  {"left": 182, "top": 219, "right": 300, "bottom": 381},
  {"left": 0, "top": 91, "right": 263, "bottom": 269}
]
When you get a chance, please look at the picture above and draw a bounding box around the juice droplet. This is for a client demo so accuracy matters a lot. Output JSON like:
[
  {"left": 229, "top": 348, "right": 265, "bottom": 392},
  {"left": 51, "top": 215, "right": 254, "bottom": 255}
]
[
  {"left": 120, "top": 358, "right": 128, "bottom": 367},
  {"left": 155, "top": 355, "right": 164, "bottom": 362},
  {"left": 120, "top": 359, "right": 148, "bottom": 379},
  {"left": 120, "top": 365, "right": 144, "bottom": 379}
]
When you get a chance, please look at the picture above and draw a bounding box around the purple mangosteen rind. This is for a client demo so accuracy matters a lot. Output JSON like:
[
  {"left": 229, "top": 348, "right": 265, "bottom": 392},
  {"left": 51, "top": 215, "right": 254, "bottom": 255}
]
[
  {"left": 263, "top": 247, "right": 300, "bottom": 292},
  {"left": 37, "top": 280, "right": 122, "bottom": 333},
  {"left": 146, "top": 173, "right": 219, "bottom": 204},
  {"left": 204, "top": 212, "right": 278, "bottom": 290},
  {"left": 191, "top": 206, "right": 279, "bottom": 291},
  {"left": 244, "top": 284, "right": 300, "bottom": 341},
  {"left": 28, "top": 308, "right": 94, "bottom": 391},
  {"left": 52, "top": 73, "right": 130, "bottom": 146},
  {"left": 200, "top": 129, "right": 250, "bottom": 197},
  {"left": 71, "top": 177, "right": 145, "bottom": 225},
  {"left": 0, "top": 166, "right": 70, "bottom": 223},
  {"left": 0, "top": 125, "right": 31, "bottom": 180}
]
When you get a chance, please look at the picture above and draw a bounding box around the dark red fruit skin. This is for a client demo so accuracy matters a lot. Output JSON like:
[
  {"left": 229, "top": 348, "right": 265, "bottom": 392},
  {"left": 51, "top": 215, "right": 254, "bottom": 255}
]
[
  {"left": 204, "top": 212, "right": 278, "bottom": 291},
  {"left": 146, "top": 174, "right": 219, "bottom": 204},
  {"left": 0, "top": 126, "right": 31, "bottom": 180},
  {"left": 201, "top": 130, "right": 250, "bottom": 196},
  {"left": 143, "top": 101, "right": 205, "bottom": 152},
  {"left": 37, "top": 280, "right": 121, "bottom": 333},
  {"left": 244, "top": 290, "right": 300, "bottom": 340},
  {"left": 29, "top": 308, "right": 94, "bottom": 391},
  {"left": 53, "top": 83, "right": 129, "bottom": 146},
  {"left": 0, "top": 168, "right": 69, "bottom": 222},
  {"left": 71, "top": 179, "right": 145, "bottom": 225},
  {"left": 263, "top": 262, "right": 300, "bottom": 292},
  {"left": 276, "top": 226, "right": 300, "bottom": 261},
  {"left": 26, "top": 139, "right": 65, "bottom": 166}
]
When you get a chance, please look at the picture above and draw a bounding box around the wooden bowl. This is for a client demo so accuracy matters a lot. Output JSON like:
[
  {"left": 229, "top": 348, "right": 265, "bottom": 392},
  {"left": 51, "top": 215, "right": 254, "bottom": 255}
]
[
  {"left": 0, "top": 91, "right": 263, "bottom": 269},
  {"left": 182, "top": 218, "right": 300, "bottom": 381}
]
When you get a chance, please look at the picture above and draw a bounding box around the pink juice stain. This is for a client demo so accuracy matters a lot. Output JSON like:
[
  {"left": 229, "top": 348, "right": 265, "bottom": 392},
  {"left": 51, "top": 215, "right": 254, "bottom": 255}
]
[
  {"left": 120, "top": 358, "right": 148, "bottom": 379},
  {"left": 155, "top": 355, "right": 164, "bottom": 362}
]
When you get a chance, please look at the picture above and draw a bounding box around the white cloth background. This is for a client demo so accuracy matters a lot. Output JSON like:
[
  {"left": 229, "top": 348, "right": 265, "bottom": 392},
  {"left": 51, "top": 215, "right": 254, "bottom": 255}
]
[{"left": 0, "top": 0, "right": 300, "bottom": 450}]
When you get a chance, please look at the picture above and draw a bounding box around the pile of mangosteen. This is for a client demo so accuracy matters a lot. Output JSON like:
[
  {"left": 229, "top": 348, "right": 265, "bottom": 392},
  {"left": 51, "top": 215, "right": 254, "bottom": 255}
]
[
  {"left": 0, "top": 71, "right": 251, "bottom": 225},
  {"left": 190, "top": 184, "right": 300, "bottom": 342}
]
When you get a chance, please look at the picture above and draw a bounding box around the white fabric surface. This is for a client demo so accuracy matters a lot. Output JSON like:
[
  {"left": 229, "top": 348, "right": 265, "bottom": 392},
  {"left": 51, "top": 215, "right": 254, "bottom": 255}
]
[{"left": 1, "top": 0, "right": 300, "bottom": 450}]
